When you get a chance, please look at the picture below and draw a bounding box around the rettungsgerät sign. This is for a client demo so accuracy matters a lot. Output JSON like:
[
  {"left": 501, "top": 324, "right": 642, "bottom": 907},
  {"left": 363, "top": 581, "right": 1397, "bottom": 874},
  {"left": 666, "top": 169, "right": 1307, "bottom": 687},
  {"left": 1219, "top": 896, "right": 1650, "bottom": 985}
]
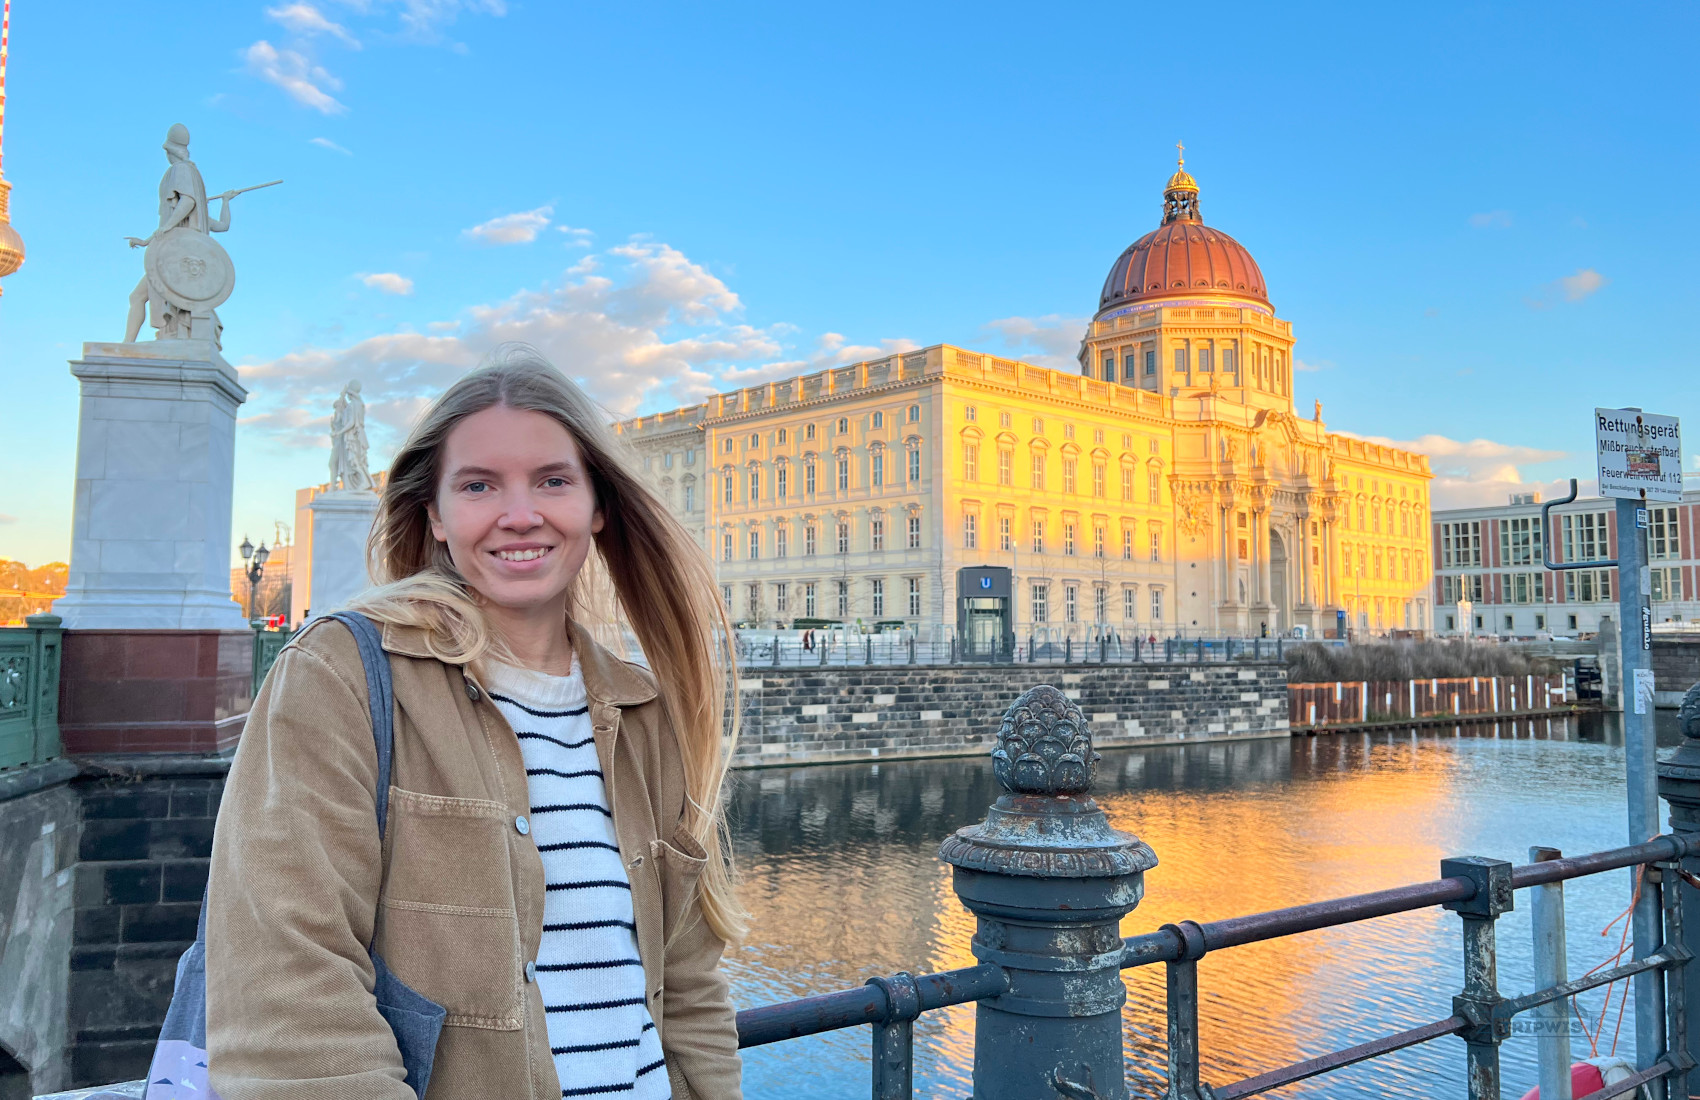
[{"left": 1595, "top": 408, "right": 1682, "bottom": 502}]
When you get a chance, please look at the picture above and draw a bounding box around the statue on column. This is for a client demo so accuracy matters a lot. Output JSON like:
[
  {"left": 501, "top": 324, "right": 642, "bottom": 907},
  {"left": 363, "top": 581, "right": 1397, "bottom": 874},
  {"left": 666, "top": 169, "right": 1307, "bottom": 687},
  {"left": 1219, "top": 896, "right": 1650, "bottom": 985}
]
[
  {"left": 123, "top": 123, "right": 279, "bottom": 349},
  {"left": 329, "top": 379, "right": 374, "bottom": 491}
]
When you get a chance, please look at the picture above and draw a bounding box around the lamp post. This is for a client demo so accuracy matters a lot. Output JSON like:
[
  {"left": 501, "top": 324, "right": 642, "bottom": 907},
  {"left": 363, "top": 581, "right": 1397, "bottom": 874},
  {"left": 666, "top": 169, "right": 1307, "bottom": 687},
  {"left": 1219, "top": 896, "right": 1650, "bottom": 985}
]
[{"left": 239, "top": 536, "right": 270, "bottom": 620}]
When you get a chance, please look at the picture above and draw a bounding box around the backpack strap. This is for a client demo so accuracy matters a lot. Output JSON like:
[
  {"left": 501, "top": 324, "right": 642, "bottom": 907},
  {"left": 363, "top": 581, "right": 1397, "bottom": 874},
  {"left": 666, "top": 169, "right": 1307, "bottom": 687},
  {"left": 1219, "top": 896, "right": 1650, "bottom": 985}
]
[{"left": 329, "top": 611, "right": 397, "bottom": 840}]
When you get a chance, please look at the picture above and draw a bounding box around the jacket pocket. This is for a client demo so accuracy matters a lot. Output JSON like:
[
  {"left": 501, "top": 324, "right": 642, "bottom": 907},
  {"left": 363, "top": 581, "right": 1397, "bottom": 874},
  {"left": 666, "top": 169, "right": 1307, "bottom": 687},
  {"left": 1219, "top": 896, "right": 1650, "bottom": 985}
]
[
  {"left": 650, "top": 825, "right": 710, "bottom": 946},
  {"left": 375, "top": 787, "right": 524, "bottom": 1030}
]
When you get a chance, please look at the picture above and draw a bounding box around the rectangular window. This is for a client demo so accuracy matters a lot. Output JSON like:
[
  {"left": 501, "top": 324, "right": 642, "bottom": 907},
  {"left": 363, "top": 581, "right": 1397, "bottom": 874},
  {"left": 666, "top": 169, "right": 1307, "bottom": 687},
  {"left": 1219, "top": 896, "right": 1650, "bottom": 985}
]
[
  {"left": 872, "top": 452, "right": 884, "bottom": 488},
  {"left": 1094, "top": 526, "right": 1105, "bottom": 558},
  {"left": 1564, "top": 568, "right": 1613, "bottom": 603},
  {"left": 776, "top": 527, "right": 788, "bottom": 558},
  {"left": 1124, "top": 588, "right": 1136, "bottom": 620},
  {"left": 1145, "top": 349, "right": 1156, "bottom": 376},
  {"left": 871, "top": 518, "right": 885, "bottom": 551},
  {"left": 1065, "top": 584, "right": 1078, "bottom": 623},
  {"left": 998, "top": 448, "right": 1013, "bottom": 486},
  {"left": 1198, "top": 347, "right": 1213, "bottom": 372},
  {"left": 1102, "top": 351, "right": 1115, "bottom": 380},
  {"left": 748, "top": 529, "right": 760, "bottom": 560},
  {"left": 1093, "top": 462, "right": 1106, "bottom": 498},
  {"left": 1653, "top": 566, "right": 1684, "bottom": 602},
  {"left": 907, "top": 577, "right": 921, "bottom": 617},
  {"left": 804, "top": 583, "right": 817, "bottom": 618},
  {"left": 1173, "top": 348, "right": 1186, "bottom": 373},
  {"left": 1499, "top": 516, "right": 1543, "bottom": 566},
  {"left": 1063, "top": 459, "right": 1077, "bottom": 494},
  {"left": 871, "top": 579, "right": 884, "bottom": 617},
  {"left": 1031, "top": 452, "right": 1045, "bottom": 490},
  {"left": 683, "top": 483, "right": 695, "bottom": 512},
  {"left": 1123, "top": 529, "right": 1132, "bottom": 560},
  {"left": 1150, "top": 530, "right": 1161, "bottom": 563},
  {"left": 965, "top": 405, "right": 977, "bottom": 422},
  {"left": 1222, "top": 348, "right": 1236, "bottom": 374},
  {"left": 722, "top": 532, "right": 733, "bottom": 562},
  {"left": 1650, "top": 507, "right": 1681, "bottom": 560},
  {"left": 805, "top": 525, "right": 817, "bottom": 555},
  {"left": 805, "top": 462, "right": 816, "bottom": 495},
  {"left": 721, "top": 584, "right": 732, "bottom": 612},
  {"left": 999, "top": 516, "right": 1013, "bottom": 552},
  {"left": 1562, "top": 513, "right": 1609, "bottom": 563},
  {"left": 1031, "top": 582, "right": 1049, "bottom": 624},
  {"left": 1499, "top": 572, "right": 1547, "bottom": 604},
  {"left": 1440, "top": 521, "right": 1484, "bottom": 567},
  {"left": 747, "top": 583, "right": 760, "bottom": 617},
  {"left": 1148, "top": 470, "right": 1160, "bottom": 504},
  {"left": 1064, "top": 523, "right": 1076, "bottom": 556},
  {"left": 1121, "top": 467, "right": 1133, "bottom": 502},
  {"left": 837, "top": 457, "right": 849, "bottom": 491},
  {"left": 1124, "top": 352, "right": 1138, "bottom": 381},
  {"left": 722, "top": 472, "right": 734, "bottom": 504},
  {"left": 749, "top": 469, "right": 760, "bottom": 501},
  {"left": 1151, "top": 588, "right": 1164, "bottom": 622},
  {"left": 964, "top": 443, "right": 979, "bottom": 481},
  {"left": 908, "top": 448, "right": 920, "bottom": 483},
  {"left": 963, "top": 513, "right": 978, "bottom": 549},
  {"left": 775, "top": 582, "right": 788, "bottom": 613},
  {"left": 907, "top": 515, "right": 921, "bottom": 549},
  {"left": 1031, "top": 519, "right": 1044, "bottom": 554},
  {"left": 776, "top": 466, "right": 788, "bottom": 500},
  {"left": 837, "top": 581, "right": 849, "bottom": 619},
  {"left": 836, "top": 522, "right": 850, "bottom": 554},
  {"left": 1094, "top": 586, "right": 1106, "bottom": 623}
]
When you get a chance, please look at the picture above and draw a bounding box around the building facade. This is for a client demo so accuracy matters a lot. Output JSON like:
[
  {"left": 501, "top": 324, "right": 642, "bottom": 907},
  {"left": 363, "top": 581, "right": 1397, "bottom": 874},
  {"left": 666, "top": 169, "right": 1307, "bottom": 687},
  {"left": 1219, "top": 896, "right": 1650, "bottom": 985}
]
[
  {"left": 618, "top": 161, "right": 1434, "bottom": 640},
  {"left": 1431, "top": 480, "right": 1700, "bottom": 637}
]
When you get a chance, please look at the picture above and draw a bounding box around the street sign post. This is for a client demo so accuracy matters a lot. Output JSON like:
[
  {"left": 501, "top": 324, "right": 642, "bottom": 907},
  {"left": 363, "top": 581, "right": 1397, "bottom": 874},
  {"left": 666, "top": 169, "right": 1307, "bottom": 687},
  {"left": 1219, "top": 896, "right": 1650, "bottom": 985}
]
[{"left": 1593, "top": 407, "right": 1683, "bottom": 1083}]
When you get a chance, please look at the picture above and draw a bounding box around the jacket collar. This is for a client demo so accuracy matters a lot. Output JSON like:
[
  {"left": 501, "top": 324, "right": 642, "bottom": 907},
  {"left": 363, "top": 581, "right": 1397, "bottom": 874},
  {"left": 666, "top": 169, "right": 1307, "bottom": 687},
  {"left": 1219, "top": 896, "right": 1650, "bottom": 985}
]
[{"left": 379, "top": 618, "right": 658, "bottom": 707}]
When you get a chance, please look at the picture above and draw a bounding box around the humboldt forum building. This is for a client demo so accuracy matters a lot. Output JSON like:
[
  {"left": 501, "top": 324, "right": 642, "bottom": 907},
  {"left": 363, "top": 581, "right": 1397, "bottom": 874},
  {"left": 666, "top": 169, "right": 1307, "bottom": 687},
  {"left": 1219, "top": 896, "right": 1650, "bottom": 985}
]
[{"left": 618, "top": 161, "right": 1434, "bottom": 647}]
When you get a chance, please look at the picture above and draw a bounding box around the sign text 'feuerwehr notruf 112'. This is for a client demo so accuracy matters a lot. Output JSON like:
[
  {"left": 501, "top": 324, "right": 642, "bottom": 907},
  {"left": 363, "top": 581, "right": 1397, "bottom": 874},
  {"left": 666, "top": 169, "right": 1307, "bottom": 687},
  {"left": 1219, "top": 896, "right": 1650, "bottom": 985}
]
[{"left": 1595, "top": 408, "right": 1683, "bottom": 502}]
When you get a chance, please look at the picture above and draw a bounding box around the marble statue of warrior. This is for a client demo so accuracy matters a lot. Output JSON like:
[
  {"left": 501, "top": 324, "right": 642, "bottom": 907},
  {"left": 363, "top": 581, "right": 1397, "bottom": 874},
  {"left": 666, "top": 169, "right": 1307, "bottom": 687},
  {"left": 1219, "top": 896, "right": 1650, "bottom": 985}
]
[
  {"left": 124, "top": 124, "right": 237, "bottom": 342},
  {"left": 331, "top": 380, "right": 375, "bottom": 492}
]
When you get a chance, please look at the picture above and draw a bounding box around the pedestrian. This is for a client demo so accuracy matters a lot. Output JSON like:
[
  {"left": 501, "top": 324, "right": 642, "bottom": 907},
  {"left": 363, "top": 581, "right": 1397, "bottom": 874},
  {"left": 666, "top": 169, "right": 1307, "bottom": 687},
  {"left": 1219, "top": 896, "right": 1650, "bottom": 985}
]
[
  {"left": 803, "top": 628, "right": 814, "bottom": 651},
  {"left": 206, "top": 344, "right": 744, "bottom": 1099}
]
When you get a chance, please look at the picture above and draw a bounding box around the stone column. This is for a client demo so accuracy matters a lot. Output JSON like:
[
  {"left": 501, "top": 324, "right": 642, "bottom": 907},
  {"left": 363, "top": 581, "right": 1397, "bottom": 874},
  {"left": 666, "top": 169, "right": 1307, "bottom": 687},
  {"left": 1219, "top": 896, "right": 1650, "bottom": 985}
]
[
  {"left": 305, "top": 490, "right": 381, "bottom": 620},
  {"left": 54, "top": 340, "right": 248, "bottom": 630},
  {"left": 939, "top": 685, "right": 1156, "bottom": 1099},
  {"left": 1256, "top": 508, "right": 1273, "bottom": 611}
]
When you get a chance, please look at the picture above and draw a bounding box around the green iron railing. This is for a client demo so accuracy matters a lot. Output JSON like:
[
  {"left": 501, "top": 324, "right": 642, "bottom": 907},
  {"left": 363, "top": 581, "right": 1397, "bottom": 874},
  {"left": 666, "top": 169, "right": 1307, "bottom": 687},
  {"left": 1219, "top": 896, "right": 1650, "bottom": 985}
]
[
  {"left": 251, "top": 621, "right": 295, "bottom": 695},
  {"left": 0, "top": 613, "right": 64, "bottom": 770}
]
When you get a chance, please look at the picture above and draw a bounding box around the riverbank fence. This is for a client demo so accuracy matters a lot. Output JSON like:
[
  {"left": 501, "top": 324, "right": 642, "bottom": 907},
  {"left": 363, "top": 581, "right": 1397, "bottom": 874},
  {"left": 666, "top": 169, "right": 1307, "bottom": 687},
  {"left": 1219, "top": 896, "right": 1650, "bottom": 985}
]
[
  {"left": 1290, "top": 673, "right": 1569, "bottom": 731},
  {"left": 738, "top": 629, "right": 1297, "bottom": 668}
]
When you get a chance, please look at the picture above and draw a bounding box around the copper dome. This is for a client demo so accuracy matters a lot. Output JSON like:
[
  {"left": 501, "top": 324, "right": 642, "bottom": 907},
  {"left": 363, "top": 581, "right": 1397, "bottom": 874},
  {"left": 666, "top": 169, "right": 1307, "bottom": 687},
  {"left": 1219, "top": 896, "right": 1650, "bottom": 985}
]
[{"left": 1098, "top": 159, "right": 1268, "bottom": 312}]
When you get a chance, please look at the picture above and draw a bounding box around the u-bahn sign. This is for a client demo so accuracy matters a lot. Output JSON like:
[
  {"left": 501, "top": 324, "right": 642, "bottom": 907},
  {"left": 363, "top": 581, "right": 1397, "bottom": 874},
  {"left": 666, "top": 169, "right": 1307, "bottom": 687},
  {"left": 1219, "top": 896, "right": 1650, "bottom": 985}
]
[{"left": 1595, "top": 408, "right": 1682, "bottom": 502}]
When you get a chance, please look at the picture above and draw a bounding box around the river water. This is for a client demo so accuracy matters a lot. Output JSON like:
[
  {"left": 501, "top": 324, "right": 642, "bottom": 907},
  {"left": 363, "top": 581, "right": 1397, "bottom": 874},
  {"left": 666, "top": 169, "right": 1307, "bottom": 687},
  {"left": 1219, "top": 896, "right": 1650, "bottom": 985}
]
[{"left": 722, "top": 713, "right": 1684, "bottom": 1099}]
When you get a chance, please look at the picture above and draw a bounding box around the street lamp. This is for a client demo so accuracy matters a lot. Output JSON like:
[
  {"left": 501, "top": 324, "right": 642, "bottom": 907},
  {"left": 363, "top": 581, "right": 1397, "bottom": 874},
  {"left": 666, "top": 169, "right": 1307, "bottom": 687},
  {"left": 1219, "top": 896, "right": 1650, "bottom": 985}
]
[{"left": 239, "top": 537, "right": 270, "bottom": 620}]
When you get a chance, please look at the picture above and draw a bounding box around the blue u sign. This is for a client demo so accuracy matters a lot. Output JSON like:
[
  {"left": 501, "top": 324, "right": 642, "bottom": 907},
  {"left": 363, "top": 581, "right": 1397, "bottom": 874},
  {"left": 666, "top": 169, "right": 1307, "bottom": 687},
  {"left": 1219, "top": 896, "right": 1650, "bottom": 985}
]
[{"left": 980, "top": 577, "right": 992, "bottom": 589}]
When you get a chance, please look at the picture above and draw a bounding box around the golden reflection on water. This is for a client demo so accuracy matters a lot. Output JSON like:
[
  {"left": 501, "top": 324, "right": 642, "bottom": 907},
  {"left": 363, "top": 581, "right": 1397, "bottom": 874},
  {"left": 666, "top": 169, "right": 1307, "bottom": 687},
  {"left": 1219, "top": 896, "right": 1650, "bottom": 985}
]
[{"left": 727, "top": 716, "right": 1651, "bottom": 1099}]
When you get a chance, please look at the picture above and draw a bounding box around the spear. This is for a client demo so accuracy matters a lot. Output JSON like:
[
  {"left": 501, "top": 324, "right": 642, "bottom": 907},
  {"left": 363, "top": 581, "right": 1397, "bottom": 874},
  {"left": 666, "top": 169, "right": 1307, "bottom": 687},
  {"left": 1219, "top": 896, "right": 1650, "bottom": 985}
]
[{"left": 214, "top": 179, "right": 283, "bottom": 201}]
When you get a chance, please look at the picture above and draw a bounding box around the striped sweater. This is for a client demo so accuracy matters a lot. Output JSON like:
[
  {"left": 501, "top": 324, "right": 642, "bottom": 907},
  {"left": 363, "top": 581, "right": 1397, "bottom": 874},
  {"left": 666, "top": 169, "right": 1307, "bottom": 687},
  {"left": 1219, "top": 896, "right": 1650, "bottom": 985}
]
[{"left": 483, "top": 659, "right": 671, "bottom": 1100}]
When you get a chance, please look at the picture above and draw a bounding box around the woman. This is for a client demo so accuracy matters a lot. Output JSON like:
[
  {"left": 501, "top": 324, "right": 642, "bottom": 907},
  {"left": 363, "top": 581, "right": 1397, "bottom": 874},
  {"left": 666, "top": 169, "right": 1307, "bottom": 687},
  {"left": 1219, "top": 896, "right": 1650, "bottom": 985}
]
[{"left": 206, "top": 345, "right": 744, "bottom": 1099}]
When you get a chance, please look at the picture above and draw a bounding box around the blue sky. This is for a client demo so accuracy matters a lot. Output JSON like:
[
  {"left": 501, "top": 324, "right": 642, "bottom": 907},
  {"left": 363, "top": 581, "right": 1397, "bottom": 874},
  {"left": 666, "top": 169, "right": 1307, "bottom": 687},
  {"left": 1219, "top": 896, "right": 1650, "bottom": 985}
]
[{"left": 2, "top": 1, "right": 1698, "bottom": 567}]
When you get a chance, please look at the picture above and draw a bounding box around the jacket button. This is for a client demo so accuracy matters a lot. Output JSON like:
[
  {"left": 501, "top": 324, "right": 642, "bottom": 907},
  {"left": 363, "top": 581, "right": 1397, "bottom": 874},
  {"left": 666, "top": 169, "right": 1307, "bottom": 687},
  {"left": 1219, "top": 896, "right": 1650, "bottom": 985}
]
[
  {"left": 465, "top": 682, "right": 480, "bottom": 701},
  {"left": 524, "top": 960, "right": 537, "bottom": 983},
  {"left": 515, "top": 816, "right": 530, "bottom": 835}
]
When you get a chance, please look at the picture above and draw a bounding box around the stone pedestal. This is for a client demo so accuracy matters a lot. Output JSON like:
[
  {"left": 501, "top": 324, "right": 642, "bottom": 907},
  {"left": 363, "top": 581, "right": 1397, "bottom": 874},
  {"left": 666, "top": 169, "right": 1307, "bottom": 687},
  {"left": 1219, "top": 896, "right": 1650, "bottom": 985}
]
[
  {"left": 54, "top": 341, "right": 248, "bottom": 630},
  {"left": 306, "top": 489, "right": 380, "bottom": 619},
  {"left": 58, "top": 629, "right": 254, "bottom": 754}
]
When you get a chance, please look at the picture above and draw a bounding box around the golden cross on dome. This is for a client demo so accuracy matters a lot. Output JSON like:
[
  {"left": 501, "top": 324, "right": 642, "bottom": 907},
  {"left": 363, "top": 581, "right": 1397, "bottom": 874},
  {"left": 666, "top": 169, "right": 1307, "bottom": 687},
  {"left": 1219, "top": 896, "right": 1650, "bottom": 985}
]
[{"left": 1176, "top": 141, "right": 1185, "bottom": 169}]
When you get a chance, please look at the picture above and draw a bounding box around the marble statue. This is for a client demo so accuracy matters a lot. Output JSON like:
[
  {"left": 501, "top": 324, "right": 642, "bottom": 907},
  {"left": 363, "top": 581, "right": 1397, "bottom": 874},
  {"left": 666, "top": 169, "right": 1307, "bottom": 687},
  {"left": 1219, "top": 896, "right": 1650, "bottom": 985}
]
[
  {"left": 123, "top": 123, "right": 279, "bottom": 349},
  {"left": 330, "top": 379, "right": 374, "bottom": 491}
]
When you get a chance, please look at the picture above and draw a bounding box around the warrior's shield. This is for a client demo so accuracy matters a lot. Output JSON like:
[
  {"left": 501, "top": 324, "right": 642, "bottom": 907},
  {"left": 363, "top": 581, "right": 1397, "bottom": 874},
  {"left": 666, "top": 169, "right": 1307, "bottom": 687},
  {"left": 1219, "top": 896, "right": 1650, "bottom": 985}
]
[{"left": 145, "top": 227, "right": 234, "bottom": 312}]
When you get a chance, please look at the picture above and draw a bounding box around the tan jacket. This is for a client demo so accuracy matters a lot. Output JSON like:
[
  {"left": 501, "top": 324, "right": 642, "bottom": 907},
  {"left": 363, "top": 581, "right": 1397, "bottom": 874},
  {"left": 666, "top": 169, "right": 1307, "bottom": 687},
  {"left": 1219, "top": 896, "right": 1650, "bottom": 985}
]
[{"left": 206, "top": 616, "right": 742, "bottom": 1100}]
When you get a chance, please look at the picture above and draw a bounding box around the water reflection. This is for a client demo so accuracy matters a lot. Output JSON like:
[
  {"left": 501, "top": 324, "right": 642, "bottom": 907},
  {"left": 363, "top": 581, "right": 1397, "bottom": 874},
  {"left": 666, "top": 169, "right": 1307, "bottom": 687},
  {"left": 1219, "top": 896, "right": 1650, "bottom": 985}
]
[{"left": 725, "top": 712, "right": 1679, "bottom": 1099}]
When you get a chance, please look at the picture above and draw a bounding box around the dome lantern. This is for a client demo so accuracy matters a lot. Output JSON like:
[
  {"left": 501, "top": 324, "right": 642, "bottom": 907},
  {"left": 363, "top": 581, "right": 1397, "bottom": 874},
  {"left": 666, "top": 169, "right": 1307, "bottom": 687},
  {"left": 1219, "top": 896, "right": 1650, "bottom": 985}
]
[{"left": 1162, "top": 141, "right": 1201, "bottom": 225}]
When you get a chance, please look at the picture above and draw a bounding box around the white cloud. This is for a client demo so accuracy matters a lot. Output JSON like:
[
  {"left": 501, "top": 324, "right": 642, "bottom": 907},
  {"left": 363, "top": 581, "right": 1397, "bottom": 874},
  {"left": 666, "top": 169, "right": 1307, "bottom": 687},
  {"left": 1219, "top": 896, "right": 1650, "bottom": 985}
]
[
  {"left": 557, "top": 225, "right": 595, "bottom": 248},
  {"left": 463, "top": 205, "right": 553, "bottom": 245},
  {"left": 1336, "top": 431, "right": 1569, "bottom": 510},
  {"left": 242, "top": 40, "right": 347, "bottom": 114},
  {"left": 237, "top": 239, "right": 889, "bottom": 454},
  {"left": 266, "top": 3, "right": 362, "bottom": 47},
  {"left": 981, "top": 314, "right": 1088, "bottom": 371},
  {"left": 1293, "top": 357, "right": 1331, "bottom": 373},
  {"left": 1469, "top": 210, "right": 1512, "bottom": 229},
  {"left": 309, "top": 136, "right": 353, "bottom": 155},
  {"left": 1557, "top": 268, "right": 1607, "bottom": 301},
  {"left": 360, "top": 272, "right": 415, "bottom": 295}
]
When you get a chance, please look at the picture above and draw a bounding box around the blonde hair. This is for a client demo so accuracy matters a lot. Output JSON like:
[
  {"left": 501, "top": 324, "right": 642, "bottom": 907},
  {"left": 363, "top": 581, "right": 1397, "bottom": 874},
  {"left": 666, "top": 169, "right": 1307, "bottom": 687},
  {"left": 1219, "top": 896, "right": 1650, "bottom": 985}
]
[{"left": 347, "top": 344, "right": 745, "bottom": 943}]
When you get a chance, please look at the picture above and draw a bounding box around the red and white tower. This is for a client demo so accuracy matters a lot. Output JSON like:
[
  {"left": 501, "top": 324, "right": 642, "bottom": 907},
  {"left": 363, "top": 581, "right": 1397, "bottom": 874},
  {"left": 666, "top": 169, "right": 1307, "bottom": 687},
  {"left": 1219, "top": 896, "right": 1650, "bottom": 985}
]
[{"left": 0, "top": 0, "right": 24, "bottom": 294}]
